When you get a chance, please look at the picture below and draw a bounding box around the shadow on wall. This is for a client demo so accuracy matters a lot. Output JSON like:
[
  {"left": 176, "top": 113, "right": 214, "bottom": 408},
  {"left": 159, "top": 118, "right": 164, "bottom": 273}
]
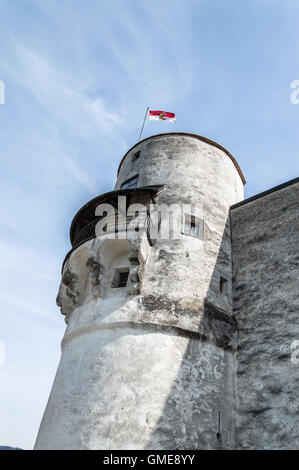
[{"left": 145, "top": 216, "right": 238, "bottom": 450}]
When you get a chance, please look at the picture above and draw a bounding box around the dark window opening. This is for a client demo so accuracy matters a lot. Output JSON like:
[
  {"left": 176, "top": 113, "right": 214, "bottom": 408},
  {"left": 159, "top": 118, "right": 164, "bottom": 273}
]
[
  {"left": 121, "top": 175, "right": 138, "bottom": 189},
  {"left": 111, "top": 268, "right": 130, "bottom": 288},
  {"left": 216, "top": 411, "right": 221, "bottom": 440},
  {"left": 118, "top": 271, "right": 129, "bottom": 287},
  {"left": 132, "top": 151, "right": 140, "bottom": 161},
  {"left": 220, "top": 276, "right": 228, "bottom": 295}
]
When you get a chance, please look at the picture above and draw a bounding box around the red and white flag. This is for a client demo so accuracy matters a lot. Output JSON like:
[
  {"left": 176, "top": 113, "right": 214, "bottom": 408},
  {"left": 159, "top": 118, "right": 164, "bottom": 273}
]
[{"left": 148, "top": 110, "right": 176, "bottom": 122}]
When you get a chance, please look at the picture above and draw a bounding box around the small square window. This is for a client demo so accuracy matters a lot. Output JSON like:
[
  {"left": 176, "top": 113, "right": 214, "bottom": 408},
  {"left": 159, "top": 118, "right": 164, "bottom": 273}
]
[
  {"left": 220, "top": 276, "right": 228, "bottom": 295},
  {"left": 121, "top": 175, "right": 138, "bottom": 189},
  {"left": 118, "top": 271, "right": 129, "bottom": 287},
  {"left": 111, "top": 268, "right": 130, "bottom": 288},
  {"left": 183, "top": 214, "right": 203, "bottom": 239},
  {"left": 132, "top": 151, "right": 140, "bottom": 161}
]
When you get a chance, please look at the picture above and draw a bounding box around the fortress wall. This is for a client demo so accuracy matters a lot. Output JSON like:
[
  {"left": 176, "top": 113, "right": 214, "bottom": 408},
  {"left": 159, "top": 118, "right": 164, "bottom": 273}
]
[
  {"left": 231, "top": 180, "right": 299, "bottom": 449},
  {"left": 34, "top": 325, "right": 235, "bottom": 450}
]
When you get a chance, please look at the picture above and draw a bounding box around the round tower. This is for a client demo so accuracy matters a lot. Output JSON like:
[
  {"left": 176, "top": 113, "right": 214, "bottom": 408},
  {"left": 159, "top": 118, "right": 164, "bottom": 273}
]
[{"left": 34, "top": 133, "right": 245, "bottom": 450}]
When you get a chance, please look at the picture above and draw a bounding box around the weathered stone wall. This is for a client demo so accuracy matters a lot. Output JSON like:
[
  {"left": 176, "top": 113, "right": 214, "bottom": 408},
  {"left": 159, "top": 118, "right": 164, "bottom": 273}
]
[
  {"left": 231, "top": 181, "right": 299, "bottom": 450},
  {"left": 35, "top": 326, "right": 236, "bottom": 450},
  {"left": 35, "top": 134, "right": 244, "bottom": 450}
]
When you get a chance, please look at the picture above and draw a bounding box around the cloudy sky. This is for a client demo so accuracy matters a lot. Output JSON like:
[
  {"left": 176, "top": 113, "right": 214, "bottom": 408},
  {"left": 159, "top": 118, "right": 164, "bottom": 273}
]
[{"left": 0, "top": 0, "right": 298, "bottom": 449}]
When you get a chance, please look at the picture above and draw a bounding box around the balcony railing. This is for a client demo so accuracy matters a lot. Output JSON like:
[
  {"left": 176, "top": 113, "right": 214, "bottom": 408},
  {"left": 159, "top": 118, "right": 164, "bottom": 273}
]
[
  {"left": 72, "top": 219, "right": 99, "bottom": 248},
  {"left": 72, "top": 212, "right": 147, "bottom": 248}
]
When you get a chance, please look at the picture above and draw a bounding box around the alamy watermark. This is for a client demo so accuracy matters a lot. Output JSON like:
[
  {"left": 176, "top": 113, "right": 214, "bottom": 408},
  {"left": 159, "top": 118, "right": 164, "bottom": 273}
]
[
  {"left": 93, "top": 197, "right": 204, "bottom": 241},
  {"left": 290, "top": 80, "right": 299, "bottom": 104},
  {"left": 0, "top": 80, "right": 5, "bottom": 104}
]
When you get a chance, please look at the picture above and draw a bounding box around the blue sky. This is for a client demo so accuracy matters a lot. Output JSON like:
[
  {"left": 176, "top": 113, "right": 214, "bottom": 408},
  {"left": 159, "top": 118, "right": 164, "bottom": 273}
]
[{"left": 0, "top": 0, "right": 298, "bottom": 449}]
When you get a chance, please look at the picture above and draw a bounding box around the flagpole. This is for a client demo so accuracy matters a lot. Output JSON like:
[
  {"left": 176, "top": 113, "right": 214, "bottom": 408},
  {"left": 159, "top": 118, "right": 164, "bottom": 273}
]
[{"left": 139, "top": 106, "right": 149, "bottom": 142}]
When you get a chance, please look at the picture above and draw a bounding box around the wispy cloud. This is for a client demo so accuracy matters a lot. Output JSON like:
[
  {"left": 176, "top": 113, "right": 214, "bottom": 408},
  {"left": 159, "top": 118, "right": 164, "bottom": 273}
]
[
  {"left": 4, "top": 35, "right": 123, "bottom": 136},
  {"left": 63, "top": 157, "right": 98, "bottom": 195}
]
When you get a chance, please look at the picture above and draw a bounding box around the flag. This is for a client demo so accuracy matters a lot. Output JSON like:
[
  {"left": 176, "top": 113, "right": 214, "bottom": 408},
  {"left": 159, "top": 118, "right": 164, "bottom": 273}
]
[{"left": 148, "top": 110, "right": 176, "bottom": 122}]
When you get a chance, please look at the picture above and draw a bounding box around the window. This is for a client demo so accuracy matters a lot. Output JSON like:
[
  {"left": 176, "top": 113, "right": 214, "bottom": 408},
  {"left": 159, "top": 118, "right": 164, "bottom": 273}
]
[
  {"left": 121, "top": 175, "right": 138, "bottom": 189},
  {"left": 220, "top": 276, "right": 228, "bottom": 295},
  {"left": 111, "top": 268, "right": 130, "bottom": 288},
  {"left": 183, "top": 214, "right": 203, "bottom": 239},
  {"left": 131, "top": 151, "right": 140, "bottom": 161},
  {"left": 131, "top": 152, "right": 141, "bottom": 171},
  {"left": 118, "top": 271, "right": 129, "bottom": 287}
]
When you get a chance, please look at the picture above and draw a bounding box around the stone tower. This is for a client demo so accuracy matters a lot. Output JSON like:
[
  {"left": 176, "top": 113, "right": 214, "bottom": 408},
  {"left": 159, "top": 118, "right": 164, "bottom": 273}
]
[{"left": 34, "top": 133, "right": 245, "bottom": 450}]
